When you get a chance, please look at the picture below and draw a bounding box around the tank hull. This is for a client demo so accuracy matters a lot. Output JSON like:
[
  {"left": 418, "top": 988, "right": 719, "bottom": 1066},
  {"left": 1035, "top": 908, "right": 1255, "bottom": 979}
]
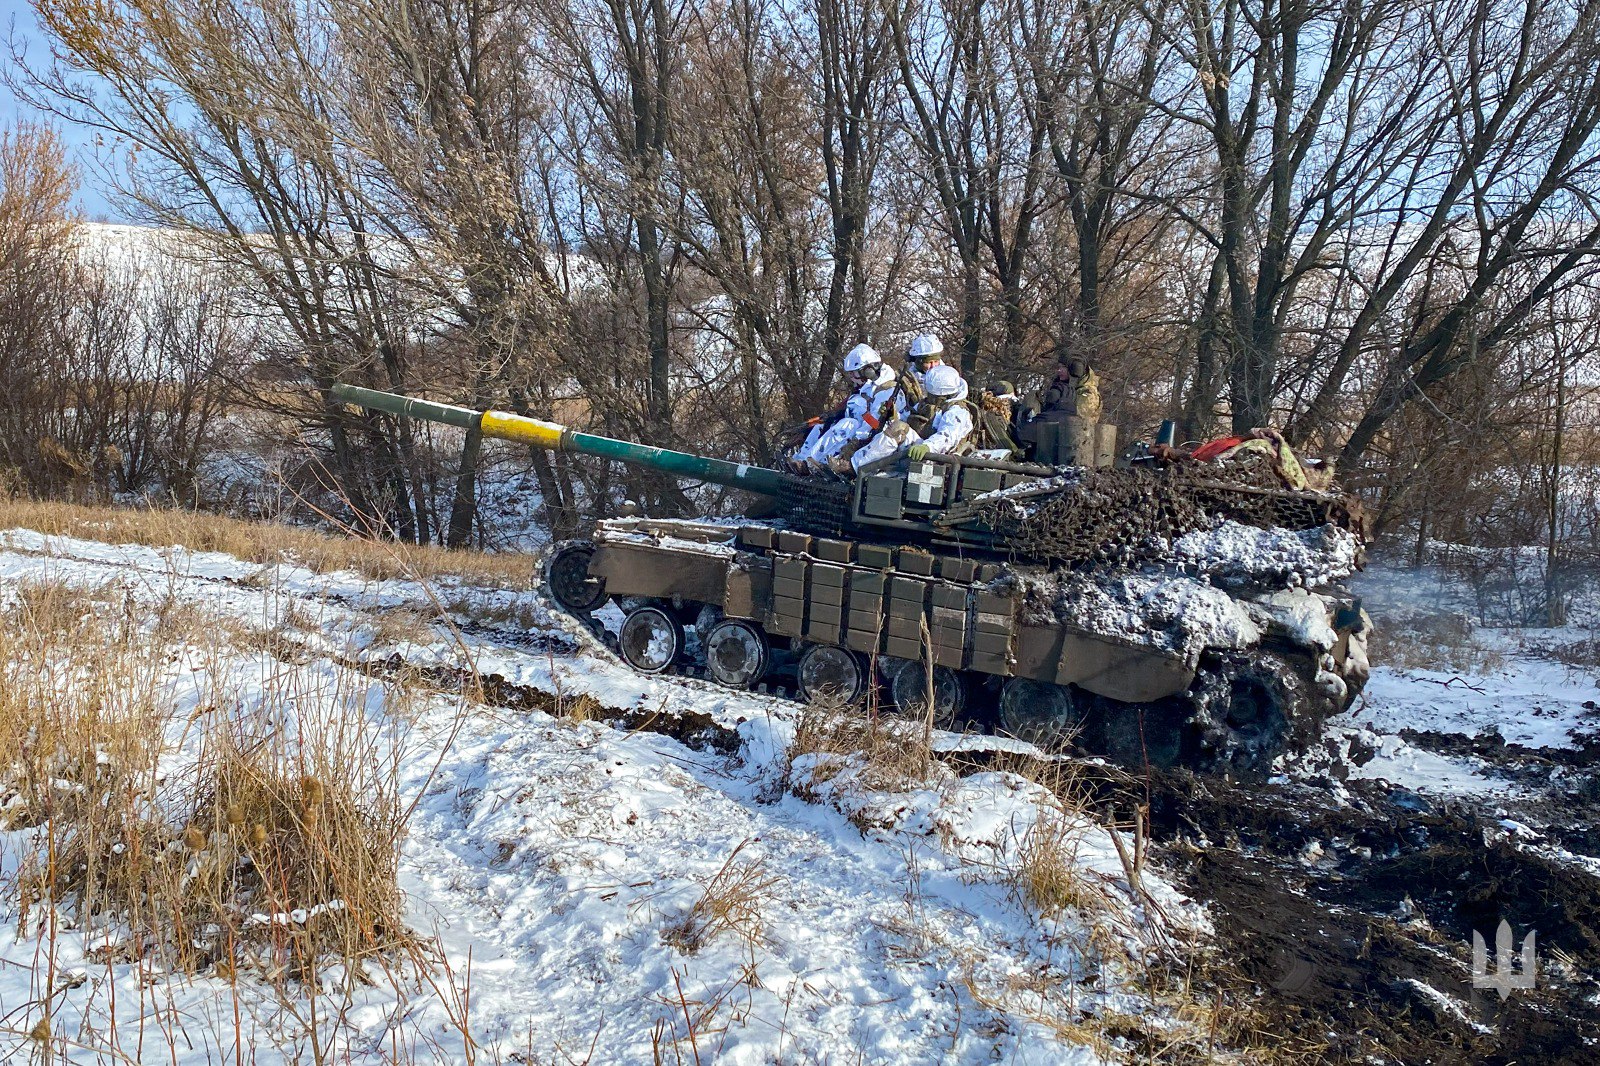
[{"left": 563, "top": 518, "right": 1370, "bottom": 780}]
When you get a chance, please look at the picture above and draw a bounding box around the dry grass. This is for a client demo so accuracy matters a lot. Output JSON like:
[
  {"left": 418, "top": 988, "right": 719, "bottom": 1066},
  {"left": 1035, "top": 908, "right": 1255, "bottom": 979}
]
[
  {"left": 0, "top": 497, "right": 537, "bottom": 589},
  {"left": 0, "top": 573, "right": 435, "bottom": 1062},
  {"left": 1013, "top": 812, "right": 1115, "bottom": 919},
  {"left": 788, "top": 701, "right": 940, "bottom": 795},
  {"left": 661, "top": 839, "right": 779, "bottom": 956},
  {"left": 369, "top": 606, "right": 443, "bottom": 648}
]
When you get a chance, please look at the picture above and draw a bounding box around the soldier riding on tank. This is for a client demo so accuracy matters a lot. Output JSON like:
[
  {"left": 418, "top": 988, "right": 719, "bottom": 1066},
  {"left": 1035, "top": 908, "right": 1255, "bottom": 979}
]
[
  {"left": 852, "top": 362, "right": 974, "bottom": 471},
  {"left": 788, "top": 343, "right": 897, "bottom": 474}
]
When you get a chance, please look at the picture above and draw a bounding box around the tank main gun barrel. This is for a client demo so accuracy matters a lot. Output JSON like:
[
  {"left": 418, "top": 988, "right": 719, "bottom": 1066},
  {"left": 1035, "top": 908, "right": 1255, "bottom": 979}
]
[{"left": 329, "top": 383, "right": 803, "bottom": 498}]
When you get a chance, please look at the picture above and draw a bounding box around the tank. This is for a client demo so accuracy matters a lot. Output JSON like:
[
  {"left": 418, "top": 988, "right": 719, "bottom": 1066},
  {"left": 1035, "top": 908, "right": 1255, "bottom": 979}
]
[{"left": 331, "top": 383, "right": 1371, "bottom": 780}]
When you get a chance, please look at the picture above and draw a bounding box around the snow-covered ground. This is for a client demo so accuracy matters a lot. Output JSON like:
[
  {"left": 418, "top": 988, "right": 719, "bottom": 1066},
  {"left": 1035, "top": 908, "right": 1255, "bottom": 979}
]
[
  {"left": 0, "top": 527, "right": 1206, "bottom": 1064},
  {"left": 1331, "top": 560, "right": 1600, "bottom": 795}
]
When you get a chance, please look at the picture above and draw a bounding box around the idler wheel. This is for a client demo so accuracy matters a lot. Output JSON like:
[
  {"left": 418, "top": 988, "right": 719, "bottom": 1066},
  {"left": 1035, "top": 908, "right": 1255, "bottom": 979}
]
[
  {"left": 704, "top": 619, "right": 769, "bottom": 689},
  {"left": 618, "top": 605, "right": 683, "bottom": 674},
  {"left": 797, "top": 644, "right": 869, "bottom": 706},
  {"left": 998, "top": 679, "right": 1086, "bottom": 748},
  {"left": 887, "top": 659, "right": 965, "bottom": 730},
  {"left": 546, "top": 542, "right": 608, "bottom": 614}
]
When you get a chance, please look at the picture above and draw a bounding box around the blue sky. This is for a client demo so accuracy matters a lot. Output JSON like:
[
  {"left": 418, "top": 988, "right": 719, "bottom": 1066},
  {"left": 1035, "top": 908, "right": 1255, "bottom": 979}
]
[{"left": 2, "top": 0, "right": 122, "bottom": 219}]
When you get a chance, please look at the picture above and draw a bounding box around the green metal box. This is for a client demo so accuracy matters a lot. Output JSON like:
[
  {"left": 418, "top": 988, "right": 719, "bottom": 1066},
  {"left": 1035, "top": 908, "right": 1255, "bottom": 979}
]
[
  {"left": 776, "top": 531, "right": 812, "bottom": 554},
  {"left": 857, "top": 544, "right": 894, "bottom": 568},
  {"left": 813, "top": 538, "right": 853, "bottom": 563}
]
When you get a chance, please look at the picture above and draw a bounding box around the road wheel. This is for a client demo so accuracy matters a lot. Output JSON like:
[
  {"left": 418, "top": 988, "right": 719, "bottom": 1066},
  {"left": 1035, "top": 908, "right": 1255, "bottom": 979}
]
[
  {"left": 545, "top": 542, "right": 607, "bottom": 614},
  {"left": 797, "top": 644, "right": 869, "bottom": 705},
  {"left": 618, "top": 605, "right": 683, "bottom": 674},
  {"left": 705, "top": 619, "right": 769, "bottom": 689},
  {"left": 1100, "top": 699, "right": 1188, "bottom": 773},
  {"left": 887, "top": 659, "right": 965, "bottom": 730},
  {"left": 998, "top": 679, "right": 1087, "bottom": 748}
]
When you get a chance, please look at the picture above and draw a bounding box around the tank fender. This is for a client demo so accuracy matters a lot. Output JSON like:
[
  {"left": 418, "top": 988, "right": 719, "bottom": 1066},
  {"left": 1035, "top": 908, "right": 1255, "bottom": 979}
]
[
  {"left": 589, "top": 542, "right": 728, "bottom": 605},
  {"left": 722, "top": 556, "right": 773, "bottom": 621},
  {"left": 1013, "top": 625, "right": 1195, "bottom": 703}
]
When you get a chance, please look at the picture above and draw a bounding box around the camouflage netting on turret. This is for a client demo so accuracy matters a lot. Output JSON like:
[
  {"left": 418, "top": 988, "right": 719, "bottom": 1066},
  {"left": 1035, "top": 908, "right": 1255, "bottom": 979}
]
[{"left": 960, "top": 455, "right": 1365, "bottom": 569}]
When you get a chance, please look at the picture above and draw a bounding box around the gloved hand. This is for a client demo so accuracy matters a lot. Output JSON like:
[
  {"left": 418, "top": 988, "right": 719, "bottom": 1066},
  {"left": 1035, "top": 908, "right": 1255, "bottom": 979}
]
[{"left": 906, "top": 443, "right": 931, "bottom": 461}]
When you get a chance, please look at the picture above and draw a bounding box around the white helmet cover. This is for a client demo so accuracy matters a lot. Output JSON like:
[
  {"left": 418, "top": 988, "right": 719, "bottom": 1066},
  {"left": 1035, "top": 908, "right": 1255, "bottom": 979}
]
[
  {"left": 908, "top": 334, "right": 944, "bottom": 360},
  {"left": 842, "top": 343, "right": 881, "bottom": 373},
  {"left": 923, "top": 363, "right": 963, "bottom": 398}
]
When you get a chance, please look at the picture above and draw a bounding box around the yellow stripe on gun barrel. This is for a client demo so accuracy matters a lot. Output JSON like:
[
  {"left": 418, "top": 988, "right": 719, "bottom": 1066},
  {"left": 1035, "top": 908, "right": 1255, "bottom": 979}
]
[{"left": 480, "top": 410, "right": 566, "bottom": 450}]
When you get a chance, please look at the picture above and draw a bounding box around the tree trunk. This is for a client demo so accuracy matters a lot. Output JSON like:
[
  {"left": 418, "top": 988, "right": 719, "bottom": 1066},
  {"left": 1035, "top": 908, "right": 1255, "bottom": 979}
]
[{"left": 446, "top": 426, "right": 482, "bottom": 548}]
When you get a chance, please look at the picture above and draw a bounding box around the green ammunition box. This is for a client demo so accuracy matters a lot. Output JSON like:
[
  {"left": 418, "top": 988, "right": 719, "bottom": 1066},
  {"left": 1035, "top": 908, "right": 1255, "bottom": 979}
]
[
  {"left": 889, "top": 575, "right": 928, "bottom": 601},
  {"left": 856, "top": 544, "right": 894, "bottom": 568},
  {"left": 973, "top": 630, "right": 1012, "bottom": 656},
  {"left": 768, "top": 597, "right": 805, "bottom": 636},
  {"left": 977, "top": 563, "right": 1005, "bottom": 582},
  {"left": 937, "top": 557, "right": 979, "bottom": 582},
  {"left": 863, "top": 494, "right": 904, "bottom": 519},
  {"left": 974, "top": 613, "right": 1011, "bottom": 636},
  {"left": 861, "top": 477, "right": 904, "bottom": 519},
  {"left": 776, "top": 531, "right": 812, "bottom": 554},
  {"left": 811, "top": 583, "right": 845, "bottom": 607},
  {"left": 806, "top": 602, "right": 842, "bottom": 626},
  {"left": 887, "top": 615, "right": 923, "bottom": 640},
  {"left": 897, "top": 550, "right": 935, "bottom": 575},
  {"left": 813, "top": 539, "right": 853, "bottom": 563},
  {"left": 807, "top": 624, "right": 844, "bottom": 644},
  {"left": 884, "top": 635, "right": 923, "bottom": 660},
  {"left": 930, "top": 585, "right": 967, "bottom": 610},
  {"left": 845, "top": 628, "right": 881, "bottom": 653},
  {"left": 850, "top": 570, "right": 887, "bottom": 595},
  {"left": 775, "top": 557, "right": 808, "bottom": 582},
  {"left": 974, "top": 591, "right": 1012, "bottom": 616},
  {"left": 929, "top": 607, "right": 965, "bottom": 631},
  {"left": 970, "top": 652, "right": 1011, "bottom": 675},
  {"left": 934, "top": 645, "right": 963, "bottom": 668},
  {"left": 739, "top": 526, "right": 775, "bottom": 549},
  {"left": 864, "top": 475, "right": 901, "bottom": 497},
  {"left": 960, "top": 468, "right": 1002, "bottom": 496},
  {"left": 774, "top": 577, "right": 806, "bottom": 600},
  {"left": 848, "top": 592, "right": 883, "bottom": 614},
  {"left": 810, "top": 564, "right": 846, "bottom": 587},
  {"left": 905, "top": 461, "right": 946, "bottom": 506},
  {"left": 848, "top": 609, "right": 883, "bottom": 633}
]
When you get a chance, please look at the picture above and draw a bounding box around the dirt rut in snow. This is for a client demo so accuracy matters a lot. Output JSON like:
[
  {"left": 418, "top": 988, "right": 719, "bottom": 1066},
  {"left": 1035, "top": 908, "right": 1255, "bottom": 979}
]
[{"left": 1066, "top": 761, "right": 1600, "bottom": 1063}]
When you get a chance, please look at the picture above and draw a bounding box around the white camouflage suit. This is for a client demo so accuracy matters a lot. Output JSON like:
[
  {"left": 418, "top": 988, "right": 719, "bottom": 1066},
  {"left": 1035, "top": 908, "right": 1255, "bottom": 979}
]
[
  {"left": 793, "top": 362, "right": 899, "bottom": 463},
  {"left": 851, "top": 370, "right": 973, "bottom": 471}
]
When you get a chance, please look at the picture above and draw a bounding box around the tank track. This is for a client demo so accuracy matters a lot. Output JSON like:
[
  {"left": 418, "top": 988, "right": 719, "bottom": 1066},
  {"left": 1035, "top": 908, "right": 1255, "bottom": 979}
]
[{"left": 557, "top": 596, "right": 1354, "bottom": 783}]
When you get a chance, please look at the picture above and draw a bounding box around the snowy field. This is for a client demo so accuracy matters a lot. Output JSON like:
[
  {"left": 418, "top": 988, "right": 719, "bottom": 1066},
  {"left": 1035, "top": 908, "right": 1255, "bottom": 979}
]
[
  {"left": 0, "top": 526, "right": 1209, "bottom": 1064},
  {"left": 3, "top": 517, "right": 1597, "bottom": 1063},
  {"left": 1332, "top": 559, "right": 1600, "bottom": 795}
]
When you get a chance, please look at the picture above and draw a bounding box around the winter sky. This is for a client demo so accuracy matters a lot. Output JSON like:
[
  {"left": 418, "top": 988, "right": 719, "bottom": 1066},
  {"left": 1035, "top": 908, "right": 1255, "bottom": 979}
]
[{"left": 2, "top": 0, "right": 120, "bottom": 219}]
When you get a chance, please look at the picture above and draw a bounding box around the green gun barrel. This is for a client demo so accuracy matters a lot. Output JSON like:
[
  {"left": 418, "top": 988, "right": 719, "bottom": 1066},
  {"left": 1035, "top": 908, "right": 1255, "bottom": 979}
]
[{"left": 329, "top": 383, "right": 801, "bottom": 498}]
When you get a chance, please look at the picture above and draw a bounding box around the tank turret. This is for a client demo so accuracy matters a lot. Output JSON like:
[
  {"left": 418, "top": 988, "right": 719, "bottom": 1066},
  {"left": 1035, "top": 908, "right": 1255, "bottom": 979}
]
[{"left": 331, "top": 383, "right": 1372, "bottom": 780}]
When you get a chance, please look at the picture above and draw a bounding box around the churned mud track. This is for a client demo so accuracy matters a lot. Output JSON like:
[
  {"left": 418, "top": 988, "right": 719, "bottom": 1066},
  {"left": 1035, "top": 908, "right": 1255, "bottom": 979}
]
[
  {"left": 376, "top": 625, "right": 1600, "bottom": 1062},
  {"left": 1118, "top": 769, "right": 1600, "bottom": 1062}
]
